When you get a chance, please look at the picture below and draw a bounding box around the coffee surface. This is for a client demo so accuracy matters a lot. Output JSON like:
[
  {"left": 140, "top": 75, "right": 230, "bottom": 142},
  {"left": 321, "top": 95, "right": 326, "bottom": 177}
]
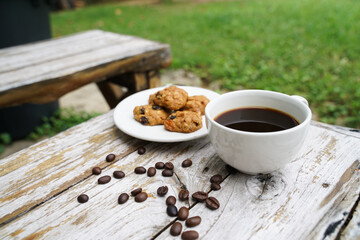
[{"left": 215, "top": 107, "right": 299, "bottom": 132}]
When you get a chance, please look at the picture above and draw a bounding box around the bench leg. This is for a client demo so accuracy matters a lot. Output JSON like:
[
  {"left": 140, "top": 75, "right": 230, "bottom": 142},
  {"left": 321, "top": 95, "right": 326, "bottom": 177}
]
[{"left": 97, "top": 71, "right": 161, "bottom": 109}]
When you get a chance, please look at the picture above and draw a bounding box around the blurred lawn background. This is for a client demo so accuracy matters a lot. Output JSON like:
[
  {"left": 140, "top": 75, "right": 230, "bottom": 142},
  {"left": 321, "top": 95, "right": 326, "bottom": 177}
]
[{"left": 52, "top": 0, "right": 360, "bottom": 128}]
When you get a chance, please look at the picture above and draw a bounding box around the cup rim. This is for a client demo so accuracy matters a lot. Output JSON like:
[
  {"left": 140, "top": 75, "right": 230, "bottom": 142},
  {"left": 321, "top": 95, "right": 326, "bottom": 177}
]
[{"left": 205, "top": 89, "right": 312, "bottom": 136}]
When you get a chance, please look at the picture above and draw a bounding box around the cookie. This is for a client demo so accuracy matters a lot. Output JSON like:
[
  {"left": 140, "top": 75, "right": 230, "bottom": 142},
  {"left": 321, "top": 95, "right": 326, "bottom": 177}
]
[
  {"left": 164, "top": 111, "right": 202, "bottom": 133},
  {"left": 148, "top": 93, "right": 156, "bottom": 105},
  {"left": 153, "top": 86, "right": 188, "bottom": 110},
  {"left": 133, "top": 105, "right": 169, "bottom": 126},
  {"left": 181, "top": 95, "right": 210, "bottom": 115}
]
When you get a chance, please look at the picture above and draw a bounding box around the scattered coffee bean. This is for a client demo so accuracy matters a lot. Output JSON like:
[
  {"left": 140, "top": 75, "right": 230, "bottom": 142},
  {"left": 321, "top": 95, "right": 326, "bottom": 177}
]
[
  {"left": 164, "top": 162, "right": 174, "bottom": 170},
  {"left": 167, "top": 205, "right": 178, "bottom": 217},
  {"left": 131, "top": 188, "right": 142, "bottom": 196},
  {"left": 147, "top": 167, "right": 156, "bottom": 177},
  {"left": 210, "top": 182, "right": 221, "bottom": 191},
  {"left": 178, "top": 189, "right": 189, "bottom": 201},
  {"left": 155, "top": 162, "right": 165, "bottom": 169},
  {"left": 178, "top": 206, "right": 189, "bottom": 221},
  {"left": 206, "top": 196, "right": 220, "bottom": 210},
  {"left": 162, "top": 169, "right": 173, "bottom": 177},
  {"left": 185, "top": 216, "right": 202, "bottom": 227},
  {"left": 113, "top": 170, "right": 125, "bottom": 179},
  {"left": 210, "top": 174, "right": 223, "bottom": 184},
  {"left": 134, "top": 166, "right": 146, "bottom": 174},
  {"left": 77, "top": 194, "right": 89, "bottom": 203},
  {"left": 98, "top": 175, "right": 111, "bottom": 184},
  {"left": 181, "top": 230, "right": 199, "bottom": 240},
  {"left": 157, "top": 186, "right": 168, "bottom": 196},
  {"left": 166, "top": 196, "right": 177, "bottom": 206},
  {"left": 137, "top": 146, "right": 146, "bottom": 155},
  {"left": 182, "top": 158, "right": 192, "bottom": 168},
  {"left": 106, "top": 153, "right": 115, "bottom": 162},
  {"left": 118, "top": 193, "right": 129, "bottom": 204},
  {"left": 170, "top": 222, "right": 183, "bottom": 236},
  {"left": 92, "top": 167, "right": 102, "bottom": 175},
  {"left": 192, "top": 191, "right": 208, "bottom": 202},
  {"left": 135, "top": 192, "right": 148, "bottom": 202}
]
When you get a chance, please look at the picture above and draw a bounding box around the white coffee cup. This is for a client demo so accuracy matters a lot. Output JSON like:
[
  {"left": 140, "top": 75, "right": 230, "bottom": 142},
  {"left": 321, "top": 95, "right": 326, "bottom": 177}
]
[{"left": 205, "top": 90, "right": 312, "bottom": 175}]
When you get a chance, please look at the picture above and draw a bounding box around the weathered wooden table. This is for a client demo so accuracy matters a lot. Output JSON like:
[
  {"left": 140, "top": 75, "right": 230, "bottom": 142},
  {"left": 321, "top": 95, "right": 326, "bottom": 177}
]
[
  {"left": 0, "top": 30, "right": 171, "bottom": 108},
  {"left": 0, "top": 110, "right": 359, "bottom": 239}
]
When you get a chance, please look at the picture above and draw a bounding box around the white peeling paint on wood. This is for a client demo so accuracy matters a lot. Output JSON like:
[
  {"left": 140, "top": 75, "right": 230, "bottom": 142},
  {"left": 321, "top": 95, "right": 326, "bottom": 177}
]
[
  {"left": 0, "top": 37, "right": 168, "bottom": 92},
  {"left": 0, "top": 119, "right": 359, "bottom": 239}
]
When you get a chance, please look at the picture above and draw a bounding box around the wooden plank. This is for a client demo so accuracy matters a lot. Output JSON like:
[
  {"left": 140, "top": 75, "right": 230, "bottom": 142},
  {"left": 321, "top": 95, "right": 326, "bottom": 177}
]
[
  {"left": 0, "top": 48, "right": 171, "bottom": 107},
  {"left": 0, "top": 137, "right": 224, "bottom": 239},
  {"left": 0, "top": 111, "right": 143, "bottom": 225},
  {"left": 1, "top": 120, "right": 358, "bottom": 239},
  {"left": 96, "top": 81, "right": 125, "bottom": 109},
  {"left": 0, "top": 38, "right": 170, "bottom": 92},
  {"left": 155, "top": 123, "right": 360, "bottom": 240},
  {"left": 0, "top": 31, "right": 133, "bottom": 73},
  {"left": 147, "top": 70, "right": 161, "bottom": 89}
]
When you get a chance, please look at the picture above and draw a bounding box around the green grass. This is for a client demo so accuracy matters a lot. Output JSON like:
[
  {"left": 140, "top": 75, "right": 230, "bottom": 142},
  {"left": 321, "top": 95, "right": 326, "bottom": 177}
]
[{"left": 52, "top": 0, "right": 360, "bottom": 128}]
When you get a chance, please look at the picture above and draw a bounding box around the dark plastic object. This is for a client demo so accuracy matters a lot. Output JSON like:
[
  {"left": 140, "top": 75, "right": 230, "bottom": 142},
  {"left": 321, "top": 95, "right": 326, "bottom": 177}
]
[{"left": 0, "top": 0, "right": 59, "bottom": 140}]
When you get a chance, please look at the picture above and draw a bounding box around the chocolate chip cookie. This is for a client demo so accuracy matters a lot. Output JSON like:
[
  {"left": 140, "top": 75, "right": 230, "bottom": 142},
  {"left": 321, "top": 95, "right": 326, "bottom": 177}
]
[
  {"left": 153, "top": 86, "right": 188, "bottom": 110},
  {"left": 164, "top": 111, "right": 202, "bottom": 133},
  {"left": 181, "top": 95, "right": 210, "bottom": 115},
  {"left": 133, "top": 105, "right": 169, "bottom": 126}
]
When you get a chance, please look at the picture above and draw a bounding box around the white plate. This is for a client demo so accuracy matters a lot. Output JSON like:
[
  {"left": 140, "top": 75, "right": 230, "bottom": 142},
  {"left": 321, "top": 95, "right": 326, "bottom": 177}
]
[{"left": 113, "top": 86, "right": 220, "bottom": 142}]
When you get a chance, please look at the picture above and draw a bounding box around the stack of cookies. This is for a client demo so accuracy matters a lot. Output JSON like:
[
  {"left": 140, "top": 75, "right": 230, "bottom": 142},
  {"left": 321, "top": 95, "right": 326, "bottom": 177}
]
[{"left": 133, "top": 86, "right": 210, "bottom": 133}]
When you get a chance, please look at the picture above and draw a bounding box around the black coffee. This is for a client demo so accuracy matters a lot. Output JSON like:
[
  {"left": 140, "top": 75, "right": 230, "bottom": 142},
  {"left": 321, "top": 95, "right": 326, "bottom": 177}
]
[{"left": 215, "top": 107, "right": 299, "bottom": 132}]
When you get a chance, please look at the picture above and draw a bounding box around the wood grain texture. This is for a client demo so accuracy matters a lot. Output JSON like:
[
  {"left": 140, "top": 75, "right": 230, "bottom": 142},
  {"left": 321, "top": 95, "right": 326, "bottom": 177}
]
[
  {"left": 0, "top": 30, "right": 171, "bottom": 107},
  {"left": 0, "top": 111, "right": 143, "bottom": 225},
  {"left": 0, "top": 118, "right": 359, "bottom": 239}
]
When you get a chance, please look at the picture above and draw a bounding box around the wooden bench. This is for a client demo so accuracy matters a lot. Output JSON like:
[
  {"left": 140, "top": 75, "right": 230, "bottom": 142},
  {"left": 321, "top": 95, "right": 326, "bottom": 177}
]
[{"left": 0, "top": 30, "right": 171, "bottom": 108}]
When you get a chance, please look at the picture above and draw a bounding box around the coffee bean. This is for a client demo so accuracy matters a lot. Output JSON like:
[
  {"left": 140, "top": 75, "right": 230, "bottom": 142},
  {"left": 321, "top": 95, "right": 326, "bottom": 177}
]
[
  {"left": 118, "top": 193, "right": 129, "bottom": 204},
  {"left": 182, "top": 158, "right": 192, "bottom": 168},
  {"left": 178, "top": 206, "right": 189, "bottom": 221},
  {"left": 167, "top": 205, "right": 178, "bottom": 217},
  {"left": 92, "top": 167, "right": 102, "bottom": 175},
  {"left": 162, "top": 169, "right": 173, "bottom": 177},
  {"left": 134, "top": 166, "right": 146, "bottom": 174},
  {"left": 210, "top": 174, "right": 223, "bottom": 184},
  {"left": 166, "top": 196, "right": 176, "bottom": 206},
  {"left": 98, "top": 175, "right": 111, "bottom": 184},
  {"left": 131, "top": 188, "right": 142, "bottom": 196},
  {"left": 157, "top": 186, "right": 168, "bottom": 196},
  {"left": 164, "top": 162, "right": 174, "bottom": 170},
  {"left": 155, "top": 162, "right": 165, "bottom": 169},
  {"left": 137, "top": 146, "right": 146, "bottom": 155},
  {"left": 113, "top": 170, "right": 125, "bottom": 179},
  {"left": 106, "top": 153, "right": 115, "bottom": 162},
  {"left": 192, "top": 191, "right": 208, "bottom": 202},
  {"left": 181, "top": 230, "right": 199, "bottom": 240},
  {"left": 185, "top": 216, "right": 202, "bottom": 227},
  {"left": 178, "top": 189, "right": 189, "bottom": 201},
  {"left": 77, "top": 194, "right": 89, "bottom": 203},
  {"left": 170, "top": 222, "right": 182, "bottom": 236},
  {"left": 205, "top": 196, "right": 220, "bottom": 210},
  {"left": 147, "top": 167, "right": 156, "bottom": 177},
  {"left": 210, "top": 182, "right": 221, "bottom": 191},
  {"left": 135, "top": 192, "right": 148, "bottom": 202}
]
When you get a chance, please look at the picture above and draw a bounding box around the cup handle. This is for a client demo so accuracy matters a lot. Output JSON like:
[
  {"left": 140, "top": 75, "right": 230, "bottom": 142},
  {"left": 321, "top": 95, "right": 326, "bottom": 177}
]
[{"left": 291, "top": 95, "right": 309, "bottom": 106}]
